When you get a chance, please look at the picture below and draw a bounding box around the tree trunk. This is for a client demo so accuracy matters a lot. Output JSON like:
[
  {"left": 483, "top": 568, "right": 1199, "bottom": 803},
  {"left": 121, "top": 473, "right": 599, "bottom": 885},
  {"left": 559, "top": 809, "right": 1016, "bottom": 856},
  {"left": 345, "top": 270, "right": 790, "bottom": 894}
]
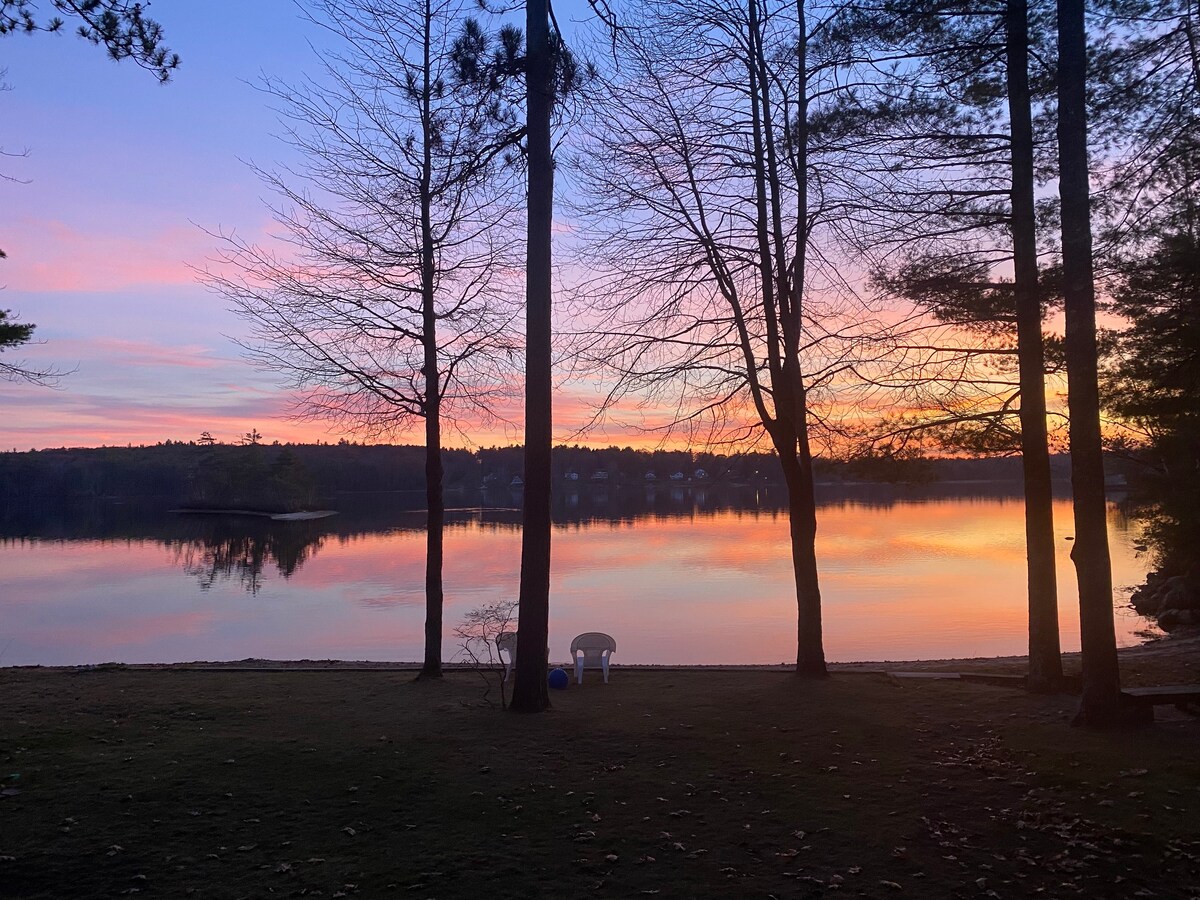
[
  {"left": 1007, "top": 0, "right": 1063, "bottom": 692},
  {"left": 421, "top": 380, "right": 444, "bottom": 678},
  {"left": 511, "top": 0, "right": 554, "bottom": 713},
  {"left": 748, "top": 0, "right": 826, "bottom": 676},
  {"left": 418, "top": 0, "right": 444, "bottom": 681},
  {"left": 788, "top": 0, "right": 823, "bottom": 677},
  {"left": 1057, "top": 0, "right": 1123, "bottom": 725},
  {"left": 776, "top": 416, "right": 827, "bottom": 677}
]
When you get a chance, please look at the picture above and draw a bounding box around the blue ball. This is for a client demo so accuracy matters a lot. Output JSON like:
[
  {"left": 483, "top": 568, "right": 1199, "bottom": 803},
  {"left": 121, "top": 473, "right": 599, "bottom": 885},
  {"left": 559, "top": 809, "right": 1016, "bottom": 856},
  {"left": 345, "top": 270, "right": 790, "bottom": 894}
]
[{"left": 548, "top": 667, "right": 570, "bottom": 690}]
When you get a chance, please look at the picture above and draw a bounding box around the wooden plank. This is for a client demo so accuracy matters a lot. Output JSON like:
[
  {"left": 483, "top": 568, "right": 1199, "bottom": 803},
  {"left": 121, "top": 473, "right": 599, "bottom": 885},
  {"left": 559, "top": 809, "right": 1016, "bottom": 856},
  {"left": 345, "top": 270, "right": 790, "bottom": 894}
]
[
  {"left": 1121, "top": 685, "right": 1200, "bottom": 705},
  {"left": 960, "top": 673, "right": 1027, "bottom": 687},
  {"left": 1122, "top": 685, "right": 1200, "bottom": 698}
]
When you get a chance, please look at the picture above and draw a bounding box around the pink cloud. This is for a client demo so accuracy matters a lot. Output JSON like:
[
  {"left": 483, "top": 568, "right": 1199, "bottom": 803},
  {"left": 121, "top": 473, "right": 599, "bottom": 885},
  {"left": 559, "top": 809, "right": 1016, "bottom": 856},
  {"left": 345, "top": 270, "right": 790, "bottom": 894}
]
[
  {"left": 0, "top": 329, "right": 749, "bottom": 451},
  {"left": 53, "top": 337, "right": 226, "bottom": 369},
  {"left": 4, "top": 218, "right": 226, "bottom": 293},
  {"left": 0, "top": 385, "right": 321, "bottom": 448},
  {"left": 0, "top": 380, "right": 734, "bottom": 450}
]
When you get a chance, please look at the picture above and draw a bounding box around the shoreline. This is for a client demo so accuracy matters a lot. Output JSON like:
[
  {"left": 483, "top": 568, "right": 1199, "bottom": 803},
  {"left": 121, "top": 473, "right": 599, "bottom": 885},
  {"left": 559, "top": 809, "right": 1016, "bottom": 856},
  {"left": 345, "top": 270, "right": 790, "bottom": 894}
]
[{"left": 8, "top": 632, "right": 1196, "bottom": 680}]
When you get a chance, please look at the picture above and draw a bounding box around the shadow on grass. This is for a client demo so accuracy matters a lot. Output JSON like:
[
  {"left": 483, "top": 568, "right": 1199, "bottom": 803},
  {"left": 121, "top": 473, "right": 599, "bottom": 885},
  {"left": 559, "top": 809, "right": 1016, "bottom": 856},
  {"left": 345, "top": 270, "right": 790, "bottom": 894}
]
[{"left": 1, "top": 669, "right": 1197, "bottom": 898}]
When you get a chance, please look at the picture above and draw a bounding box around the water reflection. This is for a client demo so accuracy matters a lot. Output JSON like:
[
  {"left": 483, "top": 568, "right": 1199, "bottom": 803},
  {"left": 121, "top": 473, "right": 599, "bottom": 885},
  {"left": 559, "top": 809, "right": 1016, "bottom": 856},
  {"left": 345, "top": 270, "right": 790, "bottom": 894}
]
[
  {"left": 0, "top": 484, "right": 1152, "bottom": 667},
  {"left": 0, "top": 481, "right": 1046, "bottom": 596},
  {"left": 0, "top": 480, "right": 1047, "bottom": 541},
  {"left": 168, "top": 518, "right": 329, "bottom": 594}
]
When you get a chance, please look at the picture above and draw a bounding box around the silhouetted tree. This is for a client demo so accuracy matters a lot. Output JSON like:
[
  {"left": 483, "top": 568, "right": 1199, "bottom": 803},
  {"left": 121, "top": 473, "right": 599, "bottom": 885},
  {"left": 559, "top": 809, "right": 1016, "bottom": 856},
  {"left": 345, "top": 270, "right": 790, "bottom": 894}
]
[
  {"left": 1091, "top": 0, "right": 1199, "bottom": 253},
  {"left": 1005, "top": 0, "right": 1063, "bottom": 691},
  {"left": 511, "top": 0, "right": 555, "bottom": 712},
  {"left": 830, "top": 0, "right": 1065, "bottom": 691},
  {"left": 1, "top": 0, "right": 179, "bottom": 82},
  {"left": 1057, "top": 0, "right": 1122, "bottom": 726},
  {"left": 0, "top": 309, "right": 33, "bottom": 357},
  {"left": 1090, "top": 0, "right": 1200, "bottom": 609},
  {"left": 573, "top": 0, "right": 893, "bottom": 676},
  {"left": 205, "top": 0, "right": 520, "bottom": 680},
  {"left": 455, "top": 0, "right": 589, "bottom": 713},
  {"left": 1101, "top": 182, "right": 1200, "bottom": 604},
  {"left": 0, "top": 308, "right": 65, "bottom": 384}
]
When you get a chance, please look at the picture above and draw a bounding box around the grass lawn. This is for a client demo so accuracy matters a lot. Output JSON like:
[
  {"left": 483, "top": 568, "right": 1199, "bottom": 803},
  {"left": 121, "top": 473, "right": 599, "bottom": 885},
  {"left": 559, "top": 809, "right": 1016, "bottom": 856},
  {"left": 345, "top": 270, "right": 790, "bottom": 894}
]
[{"left": 1, "top": 667, "right": 1198, "bottom": 898}]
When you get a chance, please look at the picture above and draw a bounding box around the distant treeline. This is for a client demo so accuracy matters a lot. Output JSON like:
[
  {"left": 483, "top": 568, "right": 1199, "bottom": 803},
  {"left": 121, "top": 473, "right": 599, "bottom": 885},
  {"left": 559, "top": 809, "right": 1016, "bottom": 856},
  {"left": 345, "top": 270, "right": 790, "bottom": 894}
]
[{"left": 0, "top": 441, "right": 1073, "bottom": 509}]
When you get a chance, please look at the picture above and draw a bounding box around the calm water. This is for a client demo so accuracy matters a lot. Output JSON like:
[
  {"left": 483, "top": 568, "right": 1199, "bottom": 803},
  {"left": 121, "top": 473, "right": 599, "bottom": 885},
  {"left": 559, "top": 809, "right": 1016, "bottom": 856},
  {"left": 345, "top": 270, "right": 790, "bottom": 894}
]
[{"left": 0, "top": 484, "right": 1155, "bottom": 666}]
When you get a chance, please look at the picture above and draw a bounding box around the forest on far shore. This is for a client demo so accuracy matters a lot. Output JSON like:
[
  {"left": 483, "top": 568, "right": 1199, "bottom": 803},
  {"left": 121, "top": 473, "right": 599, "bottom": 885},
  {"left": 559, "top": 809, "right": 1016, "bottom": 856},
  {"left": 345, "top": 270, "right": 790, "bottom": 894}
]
[{"left": 0, "top": 440, "right": 1085, "bottom": 511}]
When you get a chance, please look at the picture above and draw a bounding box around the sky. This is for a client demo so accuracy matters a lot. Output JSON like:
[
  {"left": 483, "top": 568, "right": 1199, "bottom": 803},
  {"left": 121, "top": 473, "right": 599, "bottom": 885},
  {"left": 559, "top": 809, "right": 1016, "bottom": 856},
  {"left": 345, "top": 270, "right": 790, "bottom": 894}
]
[{"left": 1, "top": 0, "right": 615, "bottom": 451}]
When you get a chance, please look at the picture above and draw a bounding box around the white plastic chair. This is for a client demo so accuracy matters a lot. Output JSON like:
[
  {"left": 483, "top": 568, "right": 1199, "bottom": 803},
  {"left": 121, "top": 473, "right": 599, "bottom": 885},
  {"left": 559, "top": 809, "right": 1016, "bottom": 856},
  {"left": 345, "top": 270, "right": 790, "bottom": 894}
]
[
  {"left": 496, "top": 631, "right": 517, "bottom": 682},
  {"left": 570, "top": 632, "right": 616, "bottom": 684}
]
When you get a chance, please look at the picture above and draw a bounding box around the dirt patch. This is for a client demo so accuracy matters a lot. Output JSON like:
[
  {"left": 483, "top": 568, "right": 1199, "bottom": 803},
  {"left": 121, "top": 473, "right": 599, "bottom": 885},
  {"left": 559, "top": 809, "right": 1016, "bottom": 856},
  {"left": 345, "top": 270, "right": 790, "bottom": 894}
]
[{"left": 1, "top": 663, "right": 1197, "bottom": 898}]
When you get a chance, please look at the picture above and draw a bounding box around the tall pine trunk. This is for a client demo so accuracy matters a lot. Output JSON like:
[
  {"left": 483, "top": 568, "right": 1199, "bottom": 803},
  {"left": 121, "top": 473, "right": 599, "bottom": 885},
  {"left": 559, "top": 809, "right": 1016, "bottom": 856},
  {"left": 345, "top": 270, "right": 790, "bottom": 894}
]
[
  {"left": 418, "top": 0, "right": 444, "bottom": 680},
  {"left": 1056, "top": 0, "right": 1123, "bottom": 725},
  {"left": 1007, "top": 0, "right": 1063, "bottom": 691},
  {"left": 421, "top": 370, "right": 444, "bottom": 678},
  {"left": 511, "top": 0, "right": 554, "bottom": 713}
]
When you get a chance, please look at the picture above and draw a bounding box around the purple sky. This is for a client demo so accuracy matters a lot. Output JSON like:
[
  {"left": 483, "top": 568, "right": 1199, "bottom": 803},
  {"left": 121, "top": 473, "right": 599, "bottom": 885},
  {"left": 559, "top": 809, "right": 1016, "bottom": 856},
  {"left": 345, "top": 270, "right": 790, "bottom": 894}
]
[{"left": 1, "top": 0, "right": 610, "bottom": 450}]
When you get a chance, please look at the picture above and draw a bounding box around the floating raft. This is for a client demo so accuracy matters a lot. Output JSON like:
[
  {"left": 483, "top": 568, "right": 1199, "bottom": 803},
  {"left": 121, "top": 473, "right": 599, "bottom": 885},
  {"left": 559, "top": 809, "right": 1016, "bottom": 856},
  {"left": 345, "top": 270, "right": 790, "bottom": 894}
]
[{"left": 172, "top": 508, "right": 338, "bottom": 521}]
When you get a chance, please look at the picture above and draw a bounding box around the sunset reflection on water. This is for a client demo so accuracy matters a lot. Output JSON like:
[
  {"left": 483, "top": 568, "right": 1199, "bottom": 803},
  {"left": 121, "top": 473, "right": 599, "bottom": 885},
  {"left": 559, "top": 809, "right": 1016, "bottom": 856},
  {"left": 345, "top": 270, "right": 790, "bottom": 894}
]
[{"left": 0, "top": 496, "right": 1151, "bottom": 666}]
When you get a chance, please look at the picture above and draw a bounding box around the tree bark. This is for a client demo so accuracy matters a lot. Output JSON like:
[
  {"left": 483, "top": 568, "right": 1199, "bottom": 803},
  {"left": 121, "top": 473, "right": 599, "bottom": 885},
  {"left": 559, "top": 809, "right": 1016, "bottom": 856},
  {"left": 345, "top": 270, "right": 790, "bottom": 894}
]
[
  {"left": 511, "top": 0, "right": 554, "bottom": 713},
  {"left": 749, "top": 0, "right": 826, "bottom": 675},
  {"left": 788, "top": 0, "right": 824, "bottom": 676},
  {"left": 1057, "top": 0, "right": 1123, "bottom": 725},
  {"left": 779, "top": 418, "right": 827, "bottom": 677},
  {"left": 418, "top": 0, "right": 444, "bottom": 680},
  {"left": 1007, "top": 0, "right": 1063, "bottom": 692},
  {"left": 421, "top": 374, "right": 445, "bottom": 678}
]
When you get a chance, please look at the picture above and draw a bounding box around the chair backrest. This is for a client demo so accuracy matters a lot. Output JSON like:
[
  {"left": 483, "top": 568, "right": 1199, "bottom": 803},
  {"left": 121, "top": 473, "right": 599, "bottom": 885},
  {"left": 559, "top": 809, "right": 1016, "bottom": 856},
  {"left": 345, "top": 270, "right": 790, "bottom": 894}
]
[
  {"left": 496, "top": 631, "right": 517, "bottom": 658},
  {"left": 570, "top": 632, "right": 616, "bottom": 656}
]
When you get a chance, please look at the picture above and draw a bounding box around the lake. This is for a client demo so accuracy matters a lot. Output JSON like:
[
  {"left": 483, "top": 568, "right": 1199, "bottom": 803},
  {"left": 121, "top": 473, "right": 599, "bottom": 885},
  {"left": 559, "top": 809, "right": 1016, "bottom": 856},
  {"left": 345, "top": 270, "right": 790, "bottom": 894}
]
[{"left": 0, "top": 483, "right": 1156, "bottom": 667}]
